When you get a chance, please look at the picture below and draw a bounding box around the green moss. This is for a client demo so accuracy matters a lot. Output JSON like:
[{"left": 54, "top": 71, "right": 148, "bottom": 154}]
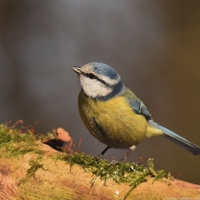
[
  {"left": 19, "top": 155, "right": 45, "bottom": 184},
  {"left": 60, "top": 153, "right": 171, "bottom": 199},
  {"left": 0, "top": 123, "right": 45, "bottom": 185},
  {"left": 0, "top": 123, "right": 43, "bottom": 158},
  {"left": 0, "top": 122, "right": 172, "bottom": 200}
]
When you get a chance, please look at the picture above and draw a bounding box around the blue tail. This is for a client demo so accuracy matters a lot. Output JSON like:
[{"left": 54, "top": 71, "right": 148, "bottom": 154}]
[{"left": 150, "top": 121, "right": 200, "bottom": 155}]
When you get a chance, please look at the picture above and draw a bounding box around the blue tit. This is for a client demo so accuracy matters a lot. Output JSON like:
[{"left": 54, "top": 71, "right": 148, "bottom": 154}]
[{"left": 72, "top": 62, "right": 200, "bottom": 160}]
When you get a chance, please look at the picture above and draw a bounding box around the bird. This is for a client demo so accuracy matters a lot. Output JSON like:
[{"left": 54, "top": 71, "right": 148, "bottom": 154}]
[{"left": 72, "top": 62, "right": 200, "bottom": 161}]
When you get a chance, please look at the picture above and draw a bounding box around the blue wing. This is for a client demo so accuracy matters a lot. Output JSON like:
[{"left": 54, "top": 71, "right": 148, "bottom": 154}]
[
  {"left": 123, "top": 87, "right": 200, "bottom": 155},
  {"left": 126, "top": 98, "right": 152, "bottom": 120},
  {"left": 126, "top": 95, "right": 200, "bottom": 155}
]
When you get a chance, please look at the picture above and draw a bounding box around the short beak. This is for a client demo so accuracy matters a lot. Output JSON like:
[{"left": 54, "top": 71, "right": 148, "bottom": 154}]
[{"left": 72, "top": 66, "right": 82, "bottom": 74}]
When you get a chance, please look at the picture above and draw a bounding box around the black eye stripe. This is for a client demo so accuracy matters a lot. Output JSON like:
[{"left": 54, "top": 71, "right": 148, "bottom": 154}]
[
  {"left": 83, "top": 72, "right": 111, "bottom": 87},
  {"left": 87, "top": 73, "right": 96, "bottom": 79}
]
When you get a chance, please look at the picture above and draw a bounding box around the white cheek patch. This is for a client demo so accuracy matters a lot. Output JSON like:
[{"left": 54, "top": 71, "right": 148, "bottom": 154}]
[{"left": 80, "top": 76, "right": 112, "bottom": 98}]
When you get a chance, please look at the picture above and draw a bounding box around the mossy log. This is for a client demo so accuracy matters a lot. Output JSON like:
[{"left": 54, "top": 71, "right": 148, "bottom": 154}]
[{"left": 0, "top": 123, "right": 200, "bottom": 200}]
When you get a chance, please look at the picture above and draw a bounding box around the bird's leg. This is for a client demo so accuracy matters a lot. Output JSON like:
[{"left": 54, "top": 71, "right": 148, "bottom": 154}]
[
  {"left": 98, "top": 146, "right": 110, "bottom": 157},
  {"left": 94, "top": 146, "right": 110, "bottom": 161},
  {"left": 121, "top": 145, "right": 136, "bottom": 162},
  {"left": 100, "top": 146, "right": 110, "bottom": 156},
  {"left": 110, "top": 145, "right": 136, "bottom": 165}
]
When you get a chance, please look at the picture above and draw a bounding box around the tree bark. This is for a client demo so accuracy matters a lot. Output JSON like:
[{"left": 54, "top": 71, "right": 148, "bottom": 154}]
[{"left": 0, "top": 143, "right": 200, "bottom": 200}]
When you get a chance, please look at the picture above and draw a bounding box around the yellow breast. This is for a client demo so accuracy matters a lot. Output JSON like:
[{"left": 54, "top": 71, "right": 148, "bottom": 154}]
[{"left": 78, "top": 91, "right": 148, "bottom": 148}]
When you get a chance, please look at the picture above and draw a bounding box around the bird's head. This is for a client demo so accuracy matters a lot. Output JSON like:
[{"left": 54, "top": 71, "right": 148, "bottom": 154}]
[{"left": 72, "top": 62, "right": 124, "bottom": 100}]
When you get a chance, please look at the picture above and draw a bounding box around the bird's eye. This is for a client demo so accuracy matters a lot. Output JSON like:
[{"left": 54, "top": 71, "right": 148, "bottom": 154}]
[{"left": 88, "top": 73, "right": 96, "bottom": 79}]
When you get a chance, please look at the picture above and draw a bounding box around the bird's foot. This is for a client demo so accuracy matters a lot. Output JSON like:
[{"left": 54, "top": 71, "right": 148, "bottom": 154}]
[
  {"left": 109, "top": 159, "right": 120, "bottom": 165},
  {"left": 120, "top": 145, "right": 136, "bottom": 162},
  {"left": 93, "top": 153, "right": 104, "bottom": 162}
]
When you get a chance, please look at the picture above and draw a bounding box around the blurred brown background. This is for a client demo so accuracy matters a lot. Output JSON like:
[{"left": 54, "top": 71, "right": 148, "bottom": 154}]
[{"left": 0, "top": 1, "right": 200, "bottom": 184}]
